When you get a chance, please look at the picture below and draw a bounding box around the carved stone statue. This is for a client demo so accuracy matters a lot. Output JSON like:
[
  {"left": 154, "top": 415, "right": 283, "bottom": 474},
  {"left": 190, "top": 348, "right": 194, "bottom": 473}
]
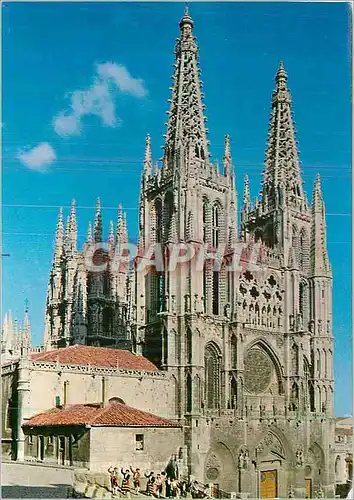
[
  {"left": 318, "top": 319, "right": 322, "bottom": 334},
  {"left": 296, "top": 448, "right": 304, "bottom": 467},
  {"left": 224, "top": 303, "right": 230, "bottom": 318}
]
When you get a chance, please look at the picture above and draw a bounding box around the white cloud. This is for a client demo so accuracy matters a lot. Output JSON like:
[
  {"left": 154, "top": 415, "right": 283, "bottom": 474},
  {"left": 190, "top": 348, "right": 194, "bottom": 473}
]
[
  {"left": 97, "top": 63, "right": 147, "bottom": 98},
  {"left": 18, "top": 143, "right": 56, "bottom": 172},
  {"left": 53, "top": 62, "right": 147, "bottom": 137}
]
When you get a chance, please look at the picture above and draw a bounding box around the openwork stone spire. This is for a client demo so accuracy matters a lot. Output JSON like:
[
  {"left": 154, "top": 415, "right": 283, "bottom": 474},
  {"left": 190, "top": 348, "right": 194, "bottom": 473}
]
[
  {"left": 261, "top": 62, "right": 307, "bottom": 212},
  {"left": 87, "top": 221, "right": 93, "bottom": 245},
  {"left": 108, "top": 220, "right": 115, "bottom": 253},
  {"left": 54, "top": 207, "right": 64, "bottom": 262},
  {"left": 163, "top": 6, "right": 210, "bottom": 173},
  {"left": 223, "top": 134, "right": 232, "bottom": 176},
  {"left": 94, "top": 198, "right": 102, "bottom": 243},
  {"left": 242, "top": 175, "right": 251, "bottom": 212},
  {"left": 144, "top": 134, "right": 152, "bottom": 176},
  {"left": 311, "top": 174, "right": 330, "bottom": 275}
]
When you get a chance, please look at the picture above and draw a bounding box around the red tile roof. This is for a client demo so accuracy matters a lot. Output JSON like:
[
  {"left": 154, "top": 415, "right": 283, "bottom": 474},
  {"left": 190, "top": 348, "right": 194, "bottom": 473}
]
[
  {"left": 23, "top": 402, "right": 181, "bottom": 429},
  {"left": 31, "top": 345, "right": 159, "bottom": 372}
]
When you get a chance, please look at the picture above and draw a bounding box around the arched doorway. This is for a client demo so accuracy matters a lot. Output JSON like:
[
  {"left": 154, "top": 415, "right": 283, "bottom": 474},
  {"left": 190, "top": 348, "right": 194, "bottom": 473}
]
[{"left": 204, "top": 442, "right": 237, "bottom": 492}]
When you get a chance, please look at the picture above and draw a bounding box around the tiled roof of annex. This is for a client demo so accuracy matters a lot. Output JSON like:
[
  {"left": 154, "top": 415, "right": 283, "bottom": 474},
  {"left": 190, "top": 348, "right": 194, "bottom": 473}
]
[
  {"left": 23, "top": 402, "right": 181, "bottom": 429},
  {"left": 31, "top": 345, "right": 159, "bottom": 372}
]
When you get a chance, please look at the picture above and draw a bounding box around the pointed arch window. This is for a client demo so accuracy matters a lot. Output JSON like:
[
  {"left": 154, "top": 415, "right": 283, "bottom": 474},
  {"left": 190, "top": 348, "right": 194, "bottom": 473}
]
[
  {"left": 212, "top": 204, "right": 220, "bottom": 248},
  {"left": 186, "top": 327, "right": 192, "bottom": 364},
  {"left": 230, "top": 377, "right": 237, "bottom": 409},
  {"left": 212, "top": 271, "right": 219, "bottom": 315},
  {"left": 230, "top": 335, "right": 237, "bottom": 369},
  {"left": 164, "top": 191, "right": 174, "bottom": 242},
  {"left": 186, "top": 372, "right": 192, "bottom": 413},
  {"left": 202, "top": 199, "right": 209, "bottom": 243},
  {"left": 155, "top": 199, "right": 163, "bottom": 244},
  {"left": 204, "top": 343, "right": 221, "bottom": 409}
]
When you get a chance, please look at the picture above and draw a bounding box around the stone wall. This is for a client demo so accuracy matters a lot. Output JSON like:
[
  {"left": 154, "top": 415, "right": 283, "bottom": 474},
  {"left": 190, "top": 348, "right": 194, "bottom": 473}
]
[
  {"left": 1, "top": 366, "right": 18, "bottom": 459},
  {"left": 89, "top": 426, "right": 184, "bottom": 473},
  {"left": 26, "top": 365, "right": 173, "bottom": 419}
]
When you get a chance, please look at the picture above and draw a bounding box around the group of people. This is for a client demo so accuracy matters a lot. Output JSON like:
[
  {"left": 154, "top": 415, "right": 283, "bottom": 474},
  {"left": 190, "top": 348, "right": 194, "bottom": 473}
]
[{"left": 107, "top": 465, "right": 212, "bottom": 498}]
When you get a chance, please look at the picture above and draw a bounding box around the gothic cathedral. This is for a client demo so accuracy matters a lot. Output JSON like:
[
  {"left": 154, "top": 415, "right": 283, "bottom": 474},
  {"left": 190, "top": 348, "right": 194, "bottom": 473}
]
[{"left": 43, "top": 9, "right": 335, "bottom": 497}]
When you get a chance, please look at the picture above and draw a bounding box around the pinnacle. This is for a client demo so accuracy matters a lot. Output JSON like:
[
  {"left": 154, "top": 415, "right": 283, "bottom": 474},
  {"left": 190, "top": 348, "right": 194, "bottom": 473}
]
[
  {"left": 312, "top": 173, "right": 323, "bottom": 211},
  {"left": 94, "top": 197, "right": 103, "bottom": 243},
  {"left": 179, "top": 4, "right": 194, "bottom": 28},
  {"left": 242, "top": 175, "right": 251, "bottom": 211},
  {"left": 276, "top": 61, "right": 287, "bottom": 82}
]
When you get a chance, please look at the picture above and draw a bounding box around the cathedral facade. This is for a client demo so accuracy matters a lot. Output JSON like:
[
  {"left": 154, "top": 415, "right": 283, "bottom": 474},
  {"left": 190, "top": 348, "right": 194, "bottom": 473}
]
[{"left": 41, "top": 9, "right": 335, "bottom": 497}]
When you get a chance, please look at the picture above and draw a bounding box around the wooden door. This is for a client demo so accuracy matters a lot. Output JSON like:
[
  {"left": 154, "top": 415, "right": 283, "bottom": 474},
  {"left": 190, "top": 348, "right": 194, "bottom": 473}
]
[
  {"left": 260, "top": 470, "right": 277, "bottom": 499},
  {"left": 305, "top": 478, "right": 312, "bottom": 499}
]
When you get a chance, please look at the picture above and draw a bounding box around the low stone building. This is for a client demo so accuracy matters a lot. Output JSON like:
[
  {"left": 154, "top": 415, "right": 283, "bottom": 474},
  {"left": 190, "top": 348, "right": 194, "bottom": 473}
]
[
  {"left": 22, "top": 400, "right": 183, "bottom": 473},
  {"left": 2, "top": 345, "right": 175, "bottom": 463},
  {"left": 334, "top": 417, "right": 353, "bottom": 498}
]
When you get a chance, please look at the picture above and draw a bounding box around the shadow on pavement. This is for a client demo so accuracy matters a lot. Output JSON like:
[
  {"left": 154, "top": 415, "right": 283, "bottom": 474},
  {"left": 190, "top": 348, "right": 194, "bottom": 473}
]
[{"left": 1, "top": 483, "right": 71, "bottom": 498}]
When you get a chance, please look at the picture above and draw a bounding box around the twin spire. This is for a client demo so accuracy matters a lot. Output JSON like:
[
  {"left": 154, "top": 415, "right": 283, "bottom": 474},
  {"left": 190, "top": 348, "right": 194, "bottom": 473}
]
[
  {"left": 162, "top": 6, "right": 210, "bottom": 172},
  {"left": 261, "top": 61, "right": 307, "bottom": 212}
]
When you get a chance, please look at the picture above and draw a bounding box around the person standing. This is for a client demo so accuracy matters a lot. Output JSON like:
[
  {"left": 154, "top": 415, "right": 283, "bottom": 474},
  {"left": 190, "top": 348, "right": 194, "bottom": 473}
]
[
  {"left": 130, "top": 466, "right": 141, "bottom": 495},
  {"left": 121, "top": 468, "right": 131, "bottom": 498}
]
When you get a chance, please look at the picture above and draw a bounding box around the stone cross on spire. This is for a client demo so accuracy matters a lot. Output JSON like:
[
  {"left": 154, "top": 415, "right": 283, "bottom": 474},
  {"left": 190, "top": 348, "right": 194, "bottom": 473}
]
[
  {"left": 261, "top": 62, "right": 307, "bottom": 213},
  {"left": 162, "top": 6, "right": 210, "bottom": 174}
]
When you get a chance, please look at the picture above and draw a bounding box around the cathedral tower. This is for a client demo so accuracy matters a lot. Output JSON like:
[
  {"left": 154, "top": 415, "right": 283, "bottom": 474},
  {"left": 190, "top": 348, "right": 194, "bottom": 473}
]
[
  {"left": 132, "top": 10, "right": 334, "bottom": 496},
  {"left": 43, "top": 200, "right": 130, "bottom": 349}
]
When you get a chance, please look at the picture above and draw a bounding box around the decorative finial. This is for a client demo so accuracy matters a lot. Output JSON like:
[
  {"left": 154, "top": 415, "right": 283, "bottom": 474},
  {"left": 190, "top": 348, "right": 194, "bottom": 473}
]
[
  {"left": 276, "top": 61, "right": 287, "bottom": 82},
  {"left": 24, "top": 299, "right": 29, "bottom": 314},
  {"left": 179, "top": 3, "right": 194, "bottom": 29}
]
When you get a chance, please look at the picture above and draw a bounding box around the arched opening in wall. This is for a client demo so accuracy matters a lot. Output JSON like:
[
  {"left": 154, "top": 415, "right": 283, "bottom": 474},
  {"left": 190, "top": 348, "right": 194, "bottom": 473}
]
[
  {"left": 322, "top": 387, "right": 327, "bottom": 412},
  {"left": 164, "top": 191, "right": 174, "bottom": 242},
  {"left": 292, "top": 343, "right": 299, "bottom": 375},
  {"left": 212, "top": 203, "right": 220, "bottom": 248},
  {"left": 163, "top": 326, "right": 168, "bottom": 365},
  {"left": 203, "top": 265, "right": 207, "bottom": 313},
  {"left": 186, "top": 327, "right": 192, "bottom": 364},
  {"left": 230, "top": 335, "right": 237, "bottom": 369},
  {"left": 299, "top": 227, "right": 309, "bottom": 272},
  {"left": 309, "top": 381, "right": 315, "bottom": 412},
  {"left": 230, "top": 377, "right": 237, "bottom": 409},
  {"left": 255, "top": 303, "right": 260, "bottom": 326},
  {"left": 204, "top": 343, "right": 221, "bottom": 409},
  {"left": 155, "top": 199, "right": 163, "bottom": 243},
  {"left": 202, "top": 198, "right": 209, "bottom": 243},
  {"left": 194, "top": 375, "right": 201, "bottom": 412},
  {"left": 316, "top": 349, "right": 321, "bottom": 377},
  {"left": 157, "top": 273, "right": 165, "bottom": 313},
  {"left": 227, "top": 270, "right": 232, "bottom": 304},
  {"left": 212, "top": 271, "right": 219, "bottom": 315},
  {"left": 323, "top": 349, "right": 327, "bottom": 378},
  {"left": 290, "top": 382, "right": 299, "bottom": 410},
  {"left": 186, "top": 372, "right": 192, "bottom": 413},
  {"left": 102, "top": 308, "right": 113, "bottom": 337},
  {"left": 172, "top": 375, "right": 179, "bottom": 417},
  {"left": 335, "top": 456, "right": 341, "bottom": 478}
]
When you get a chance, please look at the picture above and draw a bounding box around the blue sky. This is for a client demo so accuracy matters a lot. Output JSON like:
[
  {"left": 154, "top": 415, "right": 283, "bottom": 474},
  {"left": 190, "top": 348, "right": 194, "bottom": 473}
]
[{"left": 2, "top": 2, "right": 352, "bottom": 415}]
